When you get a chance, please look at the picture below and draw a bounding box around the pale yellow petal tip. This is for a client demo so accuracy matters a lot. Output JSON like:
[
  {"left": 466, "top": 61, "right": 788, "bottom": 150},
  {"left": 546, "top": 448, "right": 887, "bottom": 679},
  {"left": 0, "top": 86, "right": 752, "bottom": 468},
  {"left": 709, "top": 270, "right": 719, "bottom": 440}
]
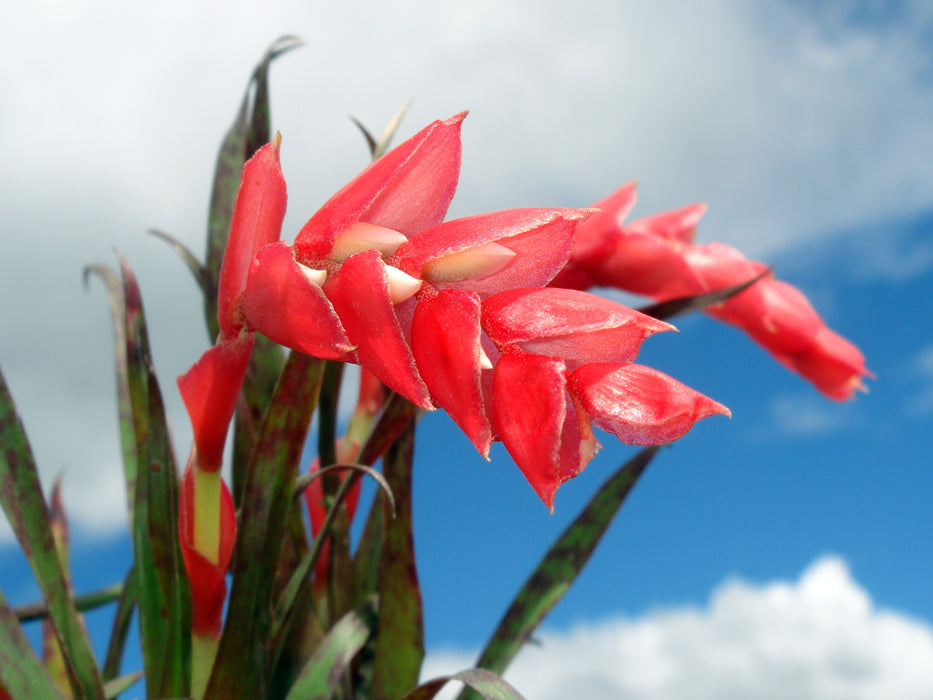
[{"left": 272, "top": 131, "right": 283, "bottom": 149}]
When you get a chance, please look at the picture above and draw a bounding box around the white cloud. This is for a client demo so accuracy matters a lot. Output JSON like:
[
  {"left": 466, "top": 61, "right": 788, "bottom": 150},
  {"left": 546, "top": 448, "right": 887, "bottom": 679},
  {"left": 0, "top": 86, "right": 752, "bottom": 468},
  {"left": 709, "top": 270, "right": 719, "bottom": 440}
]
[
  {"left": 1, "top": 0, "right": 929, "bottom": 535},
  {"left": 424, "top": 556, "right": 933, "bottom": 700}
]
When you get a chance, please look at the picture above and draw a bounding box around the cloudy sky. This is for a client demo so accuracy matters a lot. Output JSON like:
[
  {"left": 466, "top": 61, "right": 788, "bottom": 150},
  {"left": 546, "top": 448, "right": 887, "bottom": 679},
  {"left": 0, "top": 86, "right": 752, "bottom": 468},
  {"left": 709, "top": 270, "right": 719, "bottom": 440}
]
[{"left": 2, "top": 1, "right": 933, "bottom": 697}]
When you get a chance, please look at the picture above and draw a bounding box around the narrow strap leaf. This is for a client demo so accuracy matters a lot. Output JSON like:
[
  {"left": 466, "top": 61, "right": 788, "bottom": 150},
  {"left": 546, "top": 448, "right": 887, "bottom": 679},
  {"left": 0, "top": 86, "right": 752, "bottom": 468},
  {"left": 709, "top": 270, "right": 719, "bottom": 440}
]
[
  {"left": 102, "top": 569, "right": 137, "bottom": 682},
  {"left": 404, "top": 669, "right": 527, "bottom": 700},
  {"left": 283, "top": 598, "right": 378, "bottom": 700},
  {"left": 102, "top": 671, "right": 144, "bottom": 699},
  {"left": 147, "top": 228, "right": 205, "bottom": 289},
  {"left": 370, "top": 419, "right": 424, "bottom": 698},
  {"left": 116, "top": 254, "right": 190, "bottom": 697},
  {"left": 0, "top": 367, "right": 104, "bottom": 699},
  {"left": 0, "top": 587, "right": 65, "bottom": 699},
  {"left": 83, "top": 263, "right": 138, "bottom": 523},
  {"left": 206, "top": 351, "right": 325, "bottom": 699},
  {"left": 457, "top": 447, "right": 660, "bottom": 700},
  {"left": 15, "top": 581, "right": 123, "bottom": 623}
]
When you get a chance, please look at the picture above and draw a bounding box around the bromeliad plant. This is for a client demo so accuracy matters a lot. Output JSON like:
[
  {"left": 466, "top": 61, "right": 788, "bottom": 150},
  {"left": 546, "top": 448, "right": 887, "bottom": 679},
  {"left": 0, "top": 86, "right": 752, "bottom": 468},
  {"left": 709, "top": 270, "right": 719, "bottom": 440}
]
[{"left": 0, "top": 38, "right": 869, "bottom": 700}]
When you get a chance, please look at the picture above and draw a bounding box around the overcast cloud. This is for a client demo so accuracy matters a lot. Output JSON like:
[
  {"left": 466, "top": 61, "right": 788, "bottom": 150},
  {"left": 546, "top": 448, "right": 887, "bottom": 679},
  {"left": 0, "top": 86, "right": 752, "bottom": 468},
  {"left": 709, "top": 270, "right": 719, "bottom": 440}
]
[
  {"left": 1, "top": 0, "right": 931, "bottom": 539},
  {"left": 424, "top": 556, "right": 933, "bottom": 699}
]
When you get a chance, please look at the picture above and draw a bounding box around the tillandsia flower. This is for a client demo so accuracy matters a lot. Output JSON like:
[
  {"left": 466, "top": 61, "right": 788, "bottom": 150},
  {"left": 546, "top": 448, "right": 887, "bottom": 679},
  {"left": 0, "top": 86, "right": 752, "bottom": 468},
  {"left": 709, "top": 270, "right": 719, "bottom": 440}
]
[
  {"left": 228, "top": 115, "right": 728, "bottom": 509},
  {"left": 550, "top": 183, "right": 871, "bottom": 400},
  {"left": 478, "top": 288, "right": 730, "bottom": 509},
  {"left": 175, "top": 135, "right": 286, "bottom": 649}
]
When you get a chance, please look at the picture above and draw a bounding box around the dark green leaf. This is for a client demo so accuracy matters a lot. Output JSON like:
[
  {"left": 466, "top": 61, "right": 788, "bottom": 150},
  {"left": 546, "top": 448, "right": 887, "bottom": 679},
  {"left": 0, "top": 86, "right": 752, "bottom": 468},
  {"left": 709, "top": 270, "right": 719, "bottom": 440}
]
[
  {"left": 350, "top": 391, "right": 421, "bottom": 613},
  {"left": 0, "top": 587, "right": 65, "bottom": 699},
  {"left": 370, "top": 418, "right": 424, "bottom": 698},
  {"left": 206, "top": 351, "right": 325, "bottom": 699},
  {"left": 147, "top": 228, "right": 205, "bottom": 290},
  {"left": 0, "top": 368, "right": 104, "bottom": 699},
  {"left": 116, "top": 254, "right": 190, "bottom": 698},
  {"left": 15, "top": 581, "right": 122, "bottom": 624},
  {"left": 638, "top": 268, "right": 771, "bottom": 321},
  {"left": 284, "top": 598, "right": 378, "bottom": 700},
  {"left": 404, "top": 669, "right": 526, "bottom": 700},
  {"left": 457, "top": 447, "right": 659, "bottom": 700},
  {"left": 102, "top": 671, "right": 144, "bottom": 699},
  {"left": 83, "top": 264, "right": 138, "bottom": 523},
  {"left": 102, "top": 568, "right": 137, "bottom": 682},
  {"left": 270, "top": 463, "right": 394, "bottom": 669}
]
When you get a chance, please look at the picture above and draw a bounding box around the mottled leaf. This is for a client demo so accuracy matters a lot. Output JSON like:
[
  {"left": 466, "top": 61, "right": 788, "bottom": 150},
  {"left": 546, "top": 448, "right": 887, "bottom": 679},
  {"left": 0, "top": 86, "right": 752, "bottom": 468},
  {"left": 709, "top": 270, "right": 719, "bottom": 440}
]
[
  {"left": 116, "top": 254, "right": 190, "bottom": 697},
  {"left": 405, "top": 669, "right": 526, "bottom": 700},
  {"left": 0, "top": 587, "right": 65, "bottom": 699},
  {"left": 457, "top": 447, "right": 659, "bottom": 700},
  {"left": 0, "top": 368, "right": 104, "bottom": 699},
  {"left": 284, "top": 598, "right": 378, "bottom": 700},
  {"left": 206, "top": 351, "right": 325, "bottom": 699},
  {"left": 370, "top": 419, "right": 424, "bottom": 698}
]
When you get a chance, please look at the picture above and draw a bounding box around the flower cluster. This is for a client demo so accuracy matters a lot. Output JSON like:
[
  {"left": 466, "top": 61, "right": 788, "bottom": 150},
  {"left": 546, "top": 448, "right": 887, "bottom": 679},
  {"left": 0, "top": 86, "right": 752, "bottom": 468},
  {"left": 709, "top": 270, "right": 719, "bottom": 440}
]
[
  {"left": 216, "top": 114, "right": 729, "bottom": 510},
  {"left": 551, "top": 184, "right": 871, "bottom": 400}
]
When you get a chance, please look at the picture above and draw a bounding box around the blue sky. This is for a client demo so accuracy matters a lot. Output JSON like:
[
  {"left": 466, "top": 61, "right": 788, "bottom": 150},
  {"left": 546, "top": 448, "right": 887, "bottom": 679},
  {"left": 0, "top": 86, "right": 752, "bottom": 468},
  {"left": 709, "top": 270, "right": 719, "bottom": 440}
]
[{"left": 2, "top": 1, "right": 933, "bottom": 697}]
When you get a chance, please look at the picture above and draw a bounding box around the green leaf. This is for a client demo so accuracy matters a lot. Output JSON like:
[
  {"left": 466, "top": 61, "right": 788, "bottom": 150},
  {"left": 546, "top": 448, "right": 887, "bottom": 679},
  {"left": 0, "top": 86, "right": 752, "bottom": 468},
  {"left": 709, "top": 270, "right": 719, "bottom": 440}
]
[
  {"left": 0, "top": 367, "right": 104, "bottom": 699},
  {"left": 147, "top": 228, "right": 205, "bottom": 290},
  {"left": 270, "top": 464, "right": 395, "bottom": 670},
  {"left": 15, "top": 581, "right": 123, "bottom": 624},
  {"left": 206, "top": 350, "right": 325, "bottom": 699},
  {"left": 370, "top": 418, "right": 424, "bottom": 699},
  {"left": 403, "top": 669, "right": 526, "bottom": 700},
  {"left": 457, "top": 447, "right": 660, "bottom": 700},
  {"left": 0, "top": 587, "right": 65, "bottom": 699},
  {"left": 115, "top": 254, "right": 190, "bottom": 698},
  {"left": 638, "top": 268, "right": 771, "bottom": 321},
  {"left": 102, "top": 671, "right": 145, "bottom": 699},
  {"left": 83, "top": 264, "right": 138, "bottom": 524},
  {"left": 284, "top": 598, "right": 378, "bottom": 700},
  {"left": 350, "top": 392, "right": 421, "bottom": 610},
  {"left": 102, "top": 568, "right": 137, "bottom": 682}
]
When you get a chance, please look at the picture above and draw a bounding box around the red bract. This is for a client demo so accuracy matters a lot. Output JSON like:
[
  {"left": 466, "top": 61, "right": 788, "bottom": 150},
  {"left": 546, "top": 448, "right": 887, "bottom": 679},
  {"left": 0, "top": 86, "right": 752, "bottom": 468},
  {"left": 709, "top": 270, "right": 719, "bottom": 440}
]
[
  {"left": 481, "top": 288, "right": 727, "bottom": 509},
  {"left": 552, "top": 184, "right": 871, "bottom": 400},
  {"left": 176, "top": 137, "right": 286, "bottom": 640},
  {"left": 239, "top": 114, "right": 593, "bottom": 412},
  {"left": 178, "top": 466, "right": 236, "bottom": 637},
  {"left": 179, "top": 137, "right": 288, "bottom": 473}
]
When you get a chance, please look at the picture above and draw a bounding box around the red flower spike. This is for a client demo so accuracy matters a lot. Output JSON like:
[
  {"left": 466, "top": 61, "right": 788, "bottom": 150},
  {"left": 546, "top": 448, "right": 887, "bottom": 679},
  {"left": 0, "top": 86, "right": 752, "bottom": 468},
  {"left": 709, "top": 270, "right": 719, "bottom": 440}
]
[
  {"left": 482, "top": 287, "right": 674, "bottom": 366},
  {"left": 493, "top": 351, "right": 590, "bottom": 511},
  {"left": 552, "top": 184, "right": 871, "bottom": 400},
  {"left": 217, "top": 135, "right": 287, "bottom": 338},
  {"left": 393, "top": 208, "right": 588, "bottom": 297},
  {"left": 568, "top": 182, "right": 638, "bottom": 265},
  {"left": 788, "top": 326, "right": 870, "bottom": 400},
  {"left": 568, "top": 363, "right": 731, "bottom": 446},
  {"left": 625, "top": 203, "right": 707, "bottom": 244},
  {"left": 241, "top": 241, "right": 357, "bottom": 362},
  {"left": 294, "top": 113, "right": 465, "bottom": 262},
  {"left": 177, "top": 332, "right": 254, "bottom": 473},
  {"left": 412, "top": 290, "right": 493, "bottom": 455},
  {"left": 178, "top": 465, "right": 236, "bottom": 637},
  {"left": 325, "top": 249, "right": 434, "bottom": 409}
]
